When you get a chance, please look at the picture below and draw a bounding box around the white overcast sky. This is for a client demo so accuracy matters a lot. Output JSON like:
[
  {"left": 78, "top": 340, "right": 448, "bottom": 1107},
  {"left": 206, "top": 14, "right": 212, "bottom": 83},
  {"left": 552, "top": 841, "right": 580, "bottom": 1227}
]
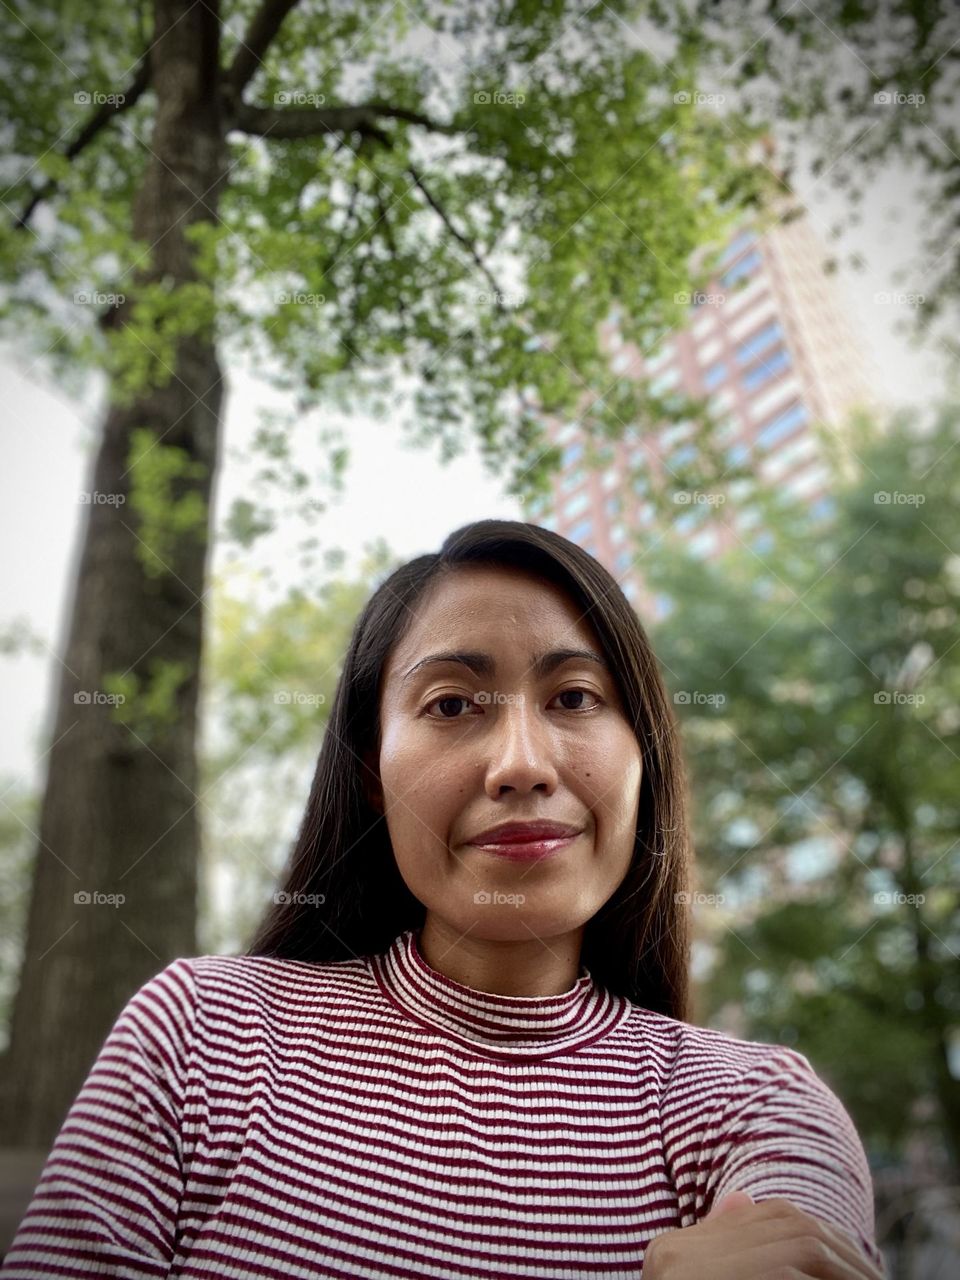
[{"left": 0, "top": 137, "right": 948, "bottom": 791}]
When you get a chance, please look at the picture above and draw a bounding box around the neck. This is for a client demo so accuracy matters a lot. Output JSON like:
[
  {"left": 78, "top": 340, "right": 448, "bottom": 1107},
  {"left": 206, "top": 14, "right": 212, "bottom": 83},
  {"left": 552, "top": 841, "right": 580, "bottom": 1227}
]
[{"left": 418, "top": 914, "right": 585, "bottom": 997}]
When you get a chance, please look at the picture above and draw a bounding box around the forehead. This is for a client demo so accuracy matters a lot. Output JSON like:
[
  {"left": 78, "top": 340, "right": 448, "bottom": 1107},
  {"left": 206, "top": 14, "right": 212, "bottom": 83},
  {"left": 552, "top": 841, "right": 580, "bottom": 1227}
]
[{"left": 385, "top": 565, "right": 600, "bottom": 679}]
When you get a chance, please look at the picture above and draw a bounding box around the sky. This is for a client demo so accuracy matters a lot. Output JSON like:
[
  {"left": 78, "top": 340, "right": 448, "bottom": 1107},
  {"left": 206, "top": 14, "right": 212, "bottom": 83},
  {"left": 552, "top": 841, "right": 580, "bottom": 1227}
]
[{"left": 0, "top": 130, "right": 949, "bottom": 797}]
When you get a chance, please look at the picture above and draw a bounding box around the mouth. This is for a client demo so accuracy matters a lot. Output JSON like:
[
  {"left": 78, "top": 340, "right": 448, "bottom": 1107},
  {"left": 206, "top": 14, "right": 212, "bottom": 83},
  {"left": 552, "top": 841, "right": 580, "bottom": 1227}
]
[{"left": 466, "top": 831, "right": 583, "bottom": 862}]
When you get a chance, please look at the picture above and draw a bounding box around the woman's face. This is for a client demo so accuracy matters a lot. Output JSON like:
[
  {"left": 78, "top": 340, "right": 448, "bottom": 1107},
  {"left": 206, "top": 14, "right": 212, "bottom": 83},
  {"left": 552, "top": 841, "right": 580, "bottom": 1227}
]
[{"left": 370, "top": 564, "right": 644, "bottom": 945}]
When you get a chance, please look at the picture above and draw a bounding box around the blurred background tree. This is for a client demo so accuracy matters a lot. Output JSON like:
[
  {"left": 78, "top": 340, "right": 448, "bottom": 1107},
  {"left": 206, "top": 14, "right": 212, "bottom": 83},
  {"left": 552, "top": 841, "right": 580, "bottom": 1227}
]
[
  {"left": 646, "top": 404, "right": 960, "bottom": 1182},
  {"left": 0, "top": 0, "right": 774, "bottom": 1145},
  {"left": 0, "top": 4, "right": 957, "bottom": 1224}
]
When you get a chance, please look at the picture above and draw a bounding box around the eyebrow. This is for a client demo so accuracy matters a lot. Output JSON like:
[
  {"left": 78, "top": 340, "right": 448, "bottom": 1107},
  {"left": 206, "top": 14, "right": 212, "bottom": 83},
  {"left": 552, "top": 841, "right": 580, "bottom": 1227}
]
[{"left": 402, "top": 647, "right": 609, "bottom": 684}]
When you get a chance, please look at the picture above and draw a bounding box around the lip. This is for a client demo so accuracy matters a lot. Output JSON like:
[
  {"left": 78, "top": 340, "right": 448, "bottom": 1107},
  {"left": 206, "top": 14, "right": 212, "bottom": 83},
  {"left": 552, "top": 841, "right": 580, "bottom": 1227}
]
[
  {"left": 465, "top": 820, "right": 585, "bottom": 863},
  {"left": 467, "top": 820, "right": 583, "bottom": 844},
  {"left": 470, "top": 833, "right": 582, "bottom": 862}
]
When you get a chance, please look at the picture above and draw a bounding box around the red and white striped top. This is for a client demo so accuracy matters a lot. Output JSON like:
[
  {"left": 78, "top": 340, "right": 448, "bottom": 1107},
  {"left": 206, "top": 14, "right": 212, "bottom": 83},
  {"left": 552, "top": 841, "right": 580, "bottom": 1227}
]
[{"left": 3, "top": 927, "right": 885, "bottom": 1278}]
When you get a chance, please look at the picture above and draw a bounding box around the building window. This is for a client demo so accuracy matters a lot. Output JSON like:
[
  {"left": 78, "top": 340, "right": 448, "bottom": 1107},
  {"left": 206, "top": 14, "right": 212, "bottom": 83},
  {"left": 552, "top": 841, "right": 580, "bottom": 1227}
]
[
  {"left": 689, "top": 528, "right": 718, "bottom": 556},
  {"left": 568, "top": 517, "right": 592, "bottom": 543},
  {"left": 703, "top": 360, "right": 727, "bottom": 391},
  {"left": 562, "top": 440, "right": 584, "bottom": 467},
  {"left": 649, "top": 366, "right": 679, "bottom": 396},
  {"left": 736, "top": 320, "right": 784, "bottom": 365},
  {"left": 755, "top": 402, "right": 808, "bottom": 449},
  {"left": 668, "top": 443, "right": 698, "bottom": 468},
  {"left": 811, "top": 495, "right": 835, "bottom": 520},
  {"left": 718, "top": 228, "right": 758, "bottom": 268},
  {"left": 563, "top": 490, "right": 590, "bottom": 520},
  {"left": 674, "top": 511, "right": 698, "bottom": 533},
  {"left": 721, "top": 248, "right": 762, "bottom": 288},
  {"left": 742, "top": 346, "right": 791, "bottom": 391},
  {"left": 725, "top": 441, "right": 750, "bottom": 466},
  {"left": 661, "top": 421, "right": 693, "bottom": 449},
  {"left": 614, "top": 546, "right": 634, "bottom": 573}
]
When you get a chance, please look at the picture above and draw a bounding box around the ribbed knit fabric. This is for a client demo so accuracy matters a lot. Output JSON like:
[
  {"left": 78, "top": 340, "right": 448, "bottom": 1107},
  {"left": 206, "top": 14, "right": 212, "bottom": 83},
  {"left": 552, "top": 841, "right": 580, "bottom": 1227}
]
[{"left": 2, "top": 927, "right": 885, "bottom": 1278}]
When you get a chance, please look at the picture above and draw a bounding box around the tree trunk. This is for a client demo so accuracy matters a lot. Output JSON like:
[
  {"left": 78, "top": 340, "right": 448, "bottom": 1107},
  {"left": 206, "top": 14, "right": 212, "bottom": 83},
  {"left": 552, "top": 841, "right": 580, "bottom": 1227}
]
[
  {"left": 0, "top": 0, "right": 225, "bottom": 1147},
  {"left": 901, "top": 826, "right": 960, "bottom": 1181}
]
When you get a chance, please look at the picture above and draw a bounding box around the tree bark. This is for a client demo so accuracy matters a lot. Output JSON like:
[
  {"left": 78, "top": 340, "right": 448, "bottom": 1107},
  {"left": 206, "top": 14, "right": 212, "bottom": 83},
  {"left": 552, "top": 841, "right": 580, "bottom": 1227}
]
[
  {"left": 0, "top": 0, "right": 225, "bottom": 1146},
  {"left": 901, "top": 825, "right": 960, "bottom": 1181}
]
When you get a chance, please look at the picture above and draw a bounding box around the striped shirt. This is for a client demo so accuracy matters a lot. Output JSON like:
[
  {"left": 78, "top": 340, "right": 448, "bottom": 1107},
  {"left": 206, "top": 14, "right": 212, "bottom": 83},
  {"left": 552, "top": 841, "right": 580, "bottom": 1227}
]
[{"left": 3, "top": 927, "right": 885, "bottom": 1277}]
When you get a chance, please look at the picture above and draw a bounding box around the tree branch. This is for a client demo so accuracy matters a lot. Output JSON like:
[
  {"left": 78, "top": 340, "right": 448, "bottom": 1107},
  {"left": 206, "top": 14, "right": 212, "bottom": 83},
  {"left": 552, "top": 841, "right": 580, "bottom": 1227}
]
[
  {"left": 223, "top": 0, "right": 302, "bottom": 103},
  {"left": 14, "top": 53, "right": 152, "bottom": 229},
  {"left": 404, "top": 161, "right": 504, "bottom": 302},
  {"left": 228, "top": 101, "right": 455, "bottom": 140},
  {"left": 372, "top": 186, "right": 409, "bottom": 323}
]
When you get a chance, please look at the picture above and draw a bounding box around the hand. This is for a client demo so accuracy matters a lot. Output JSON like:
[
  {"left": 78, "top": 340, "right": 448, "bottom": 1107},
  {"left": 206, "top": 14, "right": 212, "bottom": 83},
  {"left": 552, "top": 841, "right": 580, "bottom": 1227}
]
[{"left": 643, "top": 1190, "right": 885, "bottom": 1279}]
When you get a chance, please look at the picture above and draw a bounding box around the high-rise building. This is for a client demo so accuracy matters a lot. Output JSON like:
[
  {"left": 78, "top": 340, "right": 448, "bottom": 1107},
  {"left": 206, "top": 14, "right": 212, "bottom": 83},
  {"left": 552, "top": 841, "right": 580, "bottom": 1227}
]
[{"left": 526, "top": 201, "right": 878, "bottom": 620}]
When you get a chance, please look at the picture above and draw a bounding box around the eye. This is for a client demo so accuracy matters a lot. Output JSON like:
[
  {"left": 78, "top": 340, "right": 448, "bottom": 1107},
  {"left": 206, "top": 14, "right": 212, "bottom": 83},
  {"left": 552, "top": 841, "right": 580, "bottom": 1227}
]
[
  {"left": 423, "top": 687, "right": 603, "bottom": 719},
  {"left": 425, "top": 695, "right": 477, "bottom": 720},
  {"left": 551, "top": 687, "right": 602, "bottom": 711}
]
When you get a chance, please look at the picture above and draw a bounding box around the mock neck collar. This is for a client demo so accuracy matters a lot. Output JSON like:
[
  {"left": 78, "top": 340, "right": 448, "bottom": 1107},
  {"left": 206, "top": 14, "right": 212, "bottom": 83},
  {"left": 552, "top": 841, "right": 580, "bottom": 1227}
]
[{"left": 369, "top": 928, "right": 630, "bottom": 1061}]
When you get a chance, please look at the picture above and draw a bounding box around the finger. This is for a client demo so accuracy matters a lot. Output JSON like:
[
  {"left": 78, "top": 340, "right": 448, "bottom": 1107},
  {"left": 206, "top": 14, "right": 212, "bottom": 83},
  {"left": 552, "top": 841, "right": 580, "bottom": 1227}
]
[
  {"left": 706, "top": 1190, "right": 756, "bottom": 1218},
  {"left": 726, "top": 1233, "right": 881, "bottom": 1280},
  {"left": 703, "top": 1204, "right": 881, "bottom": 1279},
  {"left": 750, "top": 1202, "right": 882, "bottom": 1279}
]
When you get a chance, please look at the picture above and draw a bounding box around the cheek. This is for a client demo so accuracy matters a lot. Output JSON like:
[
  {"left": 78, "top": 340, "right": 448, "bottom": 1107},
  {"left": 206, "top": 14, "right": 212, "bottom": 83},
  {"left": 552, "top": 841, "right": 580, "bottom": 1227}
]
[
  {"left": 379, "top": 722, "right": 467, "bottom": 818},
  {"left": 584, "top": 741, "right": 643, "bottom": 830}
]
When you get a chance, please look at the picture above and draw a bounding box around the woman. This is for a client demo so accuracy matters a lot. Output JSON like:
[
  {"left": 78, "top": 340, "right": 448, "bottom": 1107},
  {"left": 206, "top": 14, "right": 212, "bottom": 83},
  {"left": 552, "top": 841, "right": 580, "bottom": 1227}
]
[{"left": 4, "top": 519, "right": 886, "bottom": 1278}]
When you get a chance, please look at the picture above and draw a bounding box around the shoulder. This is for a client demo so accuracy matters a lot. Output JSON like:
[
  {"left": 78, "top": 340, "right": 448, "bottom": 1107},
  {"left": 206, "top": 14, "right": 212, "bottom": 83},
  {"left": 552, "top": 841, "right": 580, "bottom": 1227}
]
[
  {"left": 624, "top": 1003, "right": 804, "bottom": 1101},
  {"left": 149, "top": 951, "right": 375, "bottom": 1029}
]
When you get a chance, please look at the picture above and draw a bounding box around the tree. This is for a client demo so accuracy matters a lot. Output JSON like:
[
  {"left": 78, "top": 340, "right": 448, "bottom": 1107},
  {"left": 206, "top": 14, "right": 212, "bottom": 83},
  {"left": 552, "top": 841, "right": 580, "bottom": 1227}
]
[
  {"left": 695, "top": 0, "right": 960, "bottom": 353},
  {"left": 646, "top": 404, "right": 960, "bottom": 1178},
  {"left": 197, "top": 546, "right": 393, "bottom": 955},
  {"left": 0, "top": 0, "right": 774, "bottom": 1143}
]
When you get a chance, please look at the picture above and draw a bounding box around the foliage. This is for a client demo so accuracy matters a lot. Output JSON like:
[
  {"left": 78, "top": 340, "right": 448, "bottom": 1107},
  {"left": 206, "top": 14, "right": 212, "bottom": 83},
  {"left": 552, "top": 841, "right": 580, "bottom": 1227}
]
[
  {"left": 648, "top": 403, "right": 960, "bottom": 1164},
  {"left": 0, "top": 0, "right": 779, "bottom": 513}
]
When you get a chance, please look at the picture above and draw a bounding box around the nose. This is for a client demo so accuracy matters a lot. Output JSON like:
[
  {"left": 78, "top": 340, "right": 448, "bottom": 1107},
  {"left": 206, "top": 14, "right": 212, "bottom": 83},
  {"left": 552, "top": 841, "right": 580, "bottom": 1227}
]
[{"left": 483, "top": 697, "right": 559, "bottom": 797}]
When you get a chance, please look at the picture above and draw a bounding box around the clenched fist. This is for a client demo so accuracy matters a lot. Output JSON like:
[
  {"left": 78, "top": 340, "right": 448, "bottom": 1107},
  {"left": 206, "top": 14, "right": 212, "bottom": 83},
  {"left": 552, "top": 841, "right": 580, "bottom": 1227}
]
[{"left": 643, "top": 1190, "right": 885, "bottom": 1279}]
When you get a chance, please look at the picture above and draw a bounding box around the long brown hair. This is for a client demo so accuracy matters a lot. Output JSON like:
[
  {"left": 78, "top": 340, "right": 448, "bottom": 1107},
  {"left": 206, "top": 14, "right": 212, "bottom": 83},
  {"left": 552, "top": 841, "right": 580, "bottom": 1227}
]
[{"left": 245, "top": 519, "right": 693, "bottom": 1019}]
